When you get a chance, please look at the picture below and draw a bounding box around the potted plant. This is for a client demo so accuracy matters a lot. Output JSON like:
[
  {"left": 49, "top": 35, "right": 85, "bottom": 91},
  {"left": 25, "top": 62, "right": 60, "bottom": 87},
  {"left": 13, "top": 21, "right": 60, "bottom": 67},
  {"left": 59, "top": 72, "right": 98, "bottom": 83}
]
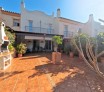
[
  {"left": 52, "top": 36, "right": 62, "bottom": 64},
  {"left": 16, "top": 43, "right": 27, "bottom": 57}
]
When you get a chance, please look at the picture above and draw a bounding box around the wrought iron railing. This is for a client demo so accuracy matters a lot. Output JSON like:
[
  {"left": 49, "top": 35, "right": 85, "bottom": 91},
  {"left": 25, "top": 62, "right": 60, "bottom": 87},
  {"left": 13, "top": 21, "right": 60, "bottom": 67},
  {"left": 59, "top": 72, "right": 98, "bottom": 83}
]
[
  {"left": 25, "top": 26, "right": 54, "bottom": 34},
  {"left": 64, "top": 31, "right": 73, "bottom": 38}
]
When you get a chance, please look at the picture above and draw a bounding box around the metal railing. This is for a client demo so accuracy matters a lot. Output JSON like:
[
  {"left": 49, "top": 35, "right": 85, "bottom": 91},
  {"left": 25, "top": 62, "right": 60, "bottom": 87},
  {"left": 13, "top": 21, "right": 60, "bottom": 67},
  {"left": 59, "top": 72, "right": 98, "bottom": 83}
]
[
  {"left": 25, "top": 26, "right": 54, "bottom": 34},
  {"left": 64, "top": 31, "right": 73, "bottom": 38}
]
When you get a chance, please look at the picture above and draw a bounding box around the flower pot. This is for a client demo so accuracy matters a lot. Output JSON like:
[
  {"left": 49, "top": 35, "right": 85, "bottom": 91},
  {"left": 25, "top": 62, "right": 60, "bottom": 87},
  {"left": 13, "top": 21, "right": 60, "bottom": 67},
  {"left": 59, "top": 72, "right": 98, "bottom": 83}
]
[
  {"left": 70, "top": 52, "right": 74, "bottom": 58},
  {"left": 52, "top": 52, "right": 61, "bottom": 64},
  {"left": 18, "top": 54, "right": 22, "bottom": 57}
]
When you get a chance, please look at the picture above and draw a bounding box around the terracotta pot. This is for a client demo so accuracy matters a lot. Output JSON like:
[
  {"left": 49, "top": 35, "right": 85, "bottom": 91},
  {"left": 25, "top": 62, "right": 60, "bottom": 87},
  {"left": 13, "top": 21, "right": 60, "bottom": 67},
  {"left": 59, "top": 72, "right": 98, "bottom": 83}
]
[
  {"left": 70, "top": 52, "right": 74, "bottom": 58},
  {"left": 18, "top": 54, "right": 22, "bottom": 57},
  {"left": 52, "top": 52, "right": 61, "bottom": 64}
]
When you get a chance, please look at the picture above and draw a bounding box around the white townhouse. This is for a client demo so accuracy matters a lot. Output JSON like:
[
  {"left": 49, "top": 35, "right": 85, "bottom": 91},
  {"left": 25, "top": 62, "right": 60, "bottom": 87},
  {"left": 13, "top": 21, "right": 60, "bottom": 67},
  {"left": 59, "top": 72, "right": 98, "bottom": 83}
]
[
  {"left": 0, "top": 0, "right": 104, "bottom": 52},
  {"left": 17, "top": 1, "right": 60, "bottom": 52}
]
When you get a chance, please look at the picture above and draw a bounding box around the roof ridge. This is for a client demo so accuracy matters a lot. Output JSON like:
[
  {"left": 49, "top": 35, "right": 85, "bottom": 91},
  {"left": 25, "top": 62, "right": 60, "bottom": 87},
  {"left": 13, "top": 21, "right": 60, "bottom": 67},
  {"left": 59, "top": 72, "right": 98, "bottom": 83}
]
[{"left": 1, "top": 10, "right": 20, "bottom": 15}]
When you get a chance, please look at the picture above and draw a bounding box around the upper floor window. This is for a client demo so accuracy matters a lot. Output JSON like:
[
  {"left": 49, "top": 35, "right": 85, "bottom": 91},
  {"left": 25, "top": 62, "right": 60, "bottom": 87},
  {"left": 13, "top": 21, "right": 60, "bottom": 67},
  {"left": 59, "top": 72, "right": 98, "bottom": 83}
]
[
  {"left": 28, "top": 20, "right": 33, "bottom": 32},
  {"left": 64, "top": 25, "right": 68, "bottom": 31},
  {"left": 48, "top": 24, "right": 52, "bottom": 34},
  {"left": 64, "top": 25, "right": 68, "bottom": 37},
  {"left": 64, "top": 31, "right": 69, "bottom": 37},
  {"left": 29, "top": 20, "right": 33, "bottom": 27},
  {"left": 13, "top": 19, "right": 20, "bottom": 27}
]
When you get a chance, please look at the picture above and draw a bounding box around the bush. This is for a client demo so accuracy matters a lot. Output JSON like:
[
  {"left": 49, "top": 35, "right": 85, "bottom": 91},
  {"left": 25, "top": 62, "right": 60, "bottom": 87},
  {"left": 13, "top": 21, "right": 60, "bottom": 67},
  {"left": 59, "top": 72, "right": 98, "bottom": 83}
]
[
  {"left": 16, "top": 43, "right": 27, "bottom": 54},
  {"left": 5, "top": 27, "right": 15, "bottom": 45},
  {"left": 8, "top": 44, "right": 15, "bottom": 52}
]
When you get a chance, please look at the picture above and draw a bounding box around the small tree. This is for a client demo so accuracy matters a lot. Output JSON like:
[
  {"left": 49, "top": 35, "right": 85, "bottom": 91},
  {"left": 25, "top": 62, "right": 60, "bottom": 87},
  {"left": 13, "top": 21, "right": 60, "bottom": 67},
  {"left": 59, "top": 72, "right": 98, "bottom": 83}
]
[{"left": 52, "top": 36, "right": 62, "bottom": 52}]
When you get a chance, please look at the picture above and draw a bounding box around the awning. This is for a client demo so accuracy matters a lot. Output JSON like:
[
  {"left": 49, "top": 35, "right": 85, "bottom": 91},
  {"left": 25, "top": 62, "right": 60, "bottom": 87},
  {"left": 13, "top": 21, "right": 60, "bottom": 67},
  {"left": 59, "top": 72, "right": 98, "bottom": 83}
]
[{"left": 25, "top": 36, "right": 52, "bottom": 40}]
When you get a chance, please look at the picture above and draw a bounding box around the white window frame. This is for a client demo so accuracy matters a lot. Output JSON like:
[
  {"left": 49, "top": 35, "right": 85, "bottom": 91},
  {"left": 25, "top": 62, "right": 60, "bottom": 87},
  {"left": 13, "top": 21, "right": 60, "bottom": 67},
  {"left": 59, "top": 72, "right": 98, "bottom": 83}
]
[
  {"left": 13, "top": 19, "right": 20, "bottom": 27},
  {"left": 64, "top": 25, "right": 68, "bottom": 37}
]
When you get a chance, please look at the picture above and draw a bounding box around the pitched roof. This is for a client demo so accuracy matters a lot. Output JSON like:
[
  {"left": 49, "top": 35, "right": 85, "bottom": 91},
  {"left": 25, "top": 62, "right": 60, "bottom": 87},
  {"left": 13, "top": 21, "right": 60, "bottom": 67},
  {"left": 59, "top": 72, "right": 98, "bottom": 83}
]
[
  {"left": 1, "top": 9, "right": 20, "bottom": 17},
  {"left": 59, "top": 17, "right": 84, "bottom": 24}
]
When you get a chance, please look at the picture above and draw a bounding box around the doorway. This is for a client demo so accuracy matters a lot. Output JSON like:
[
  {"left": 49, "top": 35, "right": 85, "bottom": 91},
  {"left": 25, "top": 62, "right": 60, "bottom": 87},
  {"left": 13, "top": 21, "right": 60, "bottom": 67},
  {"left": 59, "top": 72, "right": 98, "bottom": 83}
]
[{"left": 33, "top": 40, "right": 39, "bottom": 52}]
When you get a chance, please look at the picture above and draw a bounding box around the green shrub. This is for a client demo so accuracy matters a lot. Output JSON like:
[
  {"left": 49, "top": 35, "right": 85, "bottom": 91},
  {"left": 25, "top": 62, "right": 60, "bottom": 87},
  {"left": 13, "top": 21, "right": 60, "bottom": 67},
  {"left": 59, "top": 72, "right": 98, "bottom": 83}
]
[
  {"left": 8, "top": 44, "right": 15, "bottom": 52},
  {"left": 5, "top": 27, "right": 15, "bottom": 45},
  {"left": 16, "top": 43, "right": 27, "bottom": 54},
  {"left": 52, "top": 36, "right": 62, "bottom": 46}
]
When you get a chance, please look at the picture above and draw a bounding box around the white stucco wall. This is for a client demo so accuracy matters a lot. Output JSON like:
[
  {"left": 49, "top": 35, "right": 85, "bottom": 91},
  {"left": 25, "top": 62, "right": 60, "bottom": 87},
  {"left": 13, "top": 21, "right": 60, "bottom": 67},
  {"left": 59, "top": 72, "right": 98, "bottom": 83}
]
[
  {"left": 20, "top": 2, "right": 104, "bottom": 38},
  {"left": 82, "top": 15, "right": 104, "bottom": 37},
  {"left": 58, "top": 15, "right": 104, "bottom": 37},
  {"left": 21, "top": 4, "right": 58, "bottom": 34},
  {"left": 58, "top": 18, "right": 84, "bottom": 37}
]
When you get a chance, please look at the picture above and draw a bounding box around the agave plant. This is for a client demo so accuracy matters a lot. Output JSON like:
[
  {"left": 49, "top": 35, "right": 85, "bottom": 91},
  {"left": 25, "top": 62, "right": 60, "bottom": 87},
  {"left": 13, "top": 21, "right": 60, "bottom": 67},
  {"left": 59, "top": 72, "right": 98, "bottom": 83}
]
[{"left": 72, "top": 32, "right": 104, "bottom": 79}]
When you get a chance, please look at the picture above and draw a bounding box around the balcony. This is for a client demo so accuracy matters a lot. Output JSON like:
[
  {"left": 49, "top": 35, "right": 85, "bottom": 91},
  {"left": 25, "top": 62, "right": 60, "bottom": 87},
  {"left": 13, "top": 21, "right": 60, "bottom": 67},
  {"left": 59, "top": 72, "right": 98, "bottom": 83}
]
[
  {"left": 64, "top": 31, "right": 73, "bottom": 38},
  {"left": 25, "top": 26, "right": 54, "bottom": 34}
]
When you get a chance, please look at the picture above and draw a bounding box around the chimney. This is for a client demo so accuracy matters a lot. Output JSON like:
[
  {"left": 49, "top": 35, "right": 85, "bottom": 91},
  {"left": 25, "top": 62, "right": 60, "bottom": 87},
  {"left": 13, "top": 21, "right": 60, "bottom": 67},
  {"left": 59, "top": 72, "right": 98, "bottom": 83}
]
[
  {"left": 21, "top": 0, "right": 25, "bottom": 9},
  {"left": 89, "top": 14, "right": 94, "bottom": 22},
  {"left": 57, "top": 8, "right": 61, "bottom": 17},
  {"left": 0, "top": 7, "right": 4, "bottom": 11}
]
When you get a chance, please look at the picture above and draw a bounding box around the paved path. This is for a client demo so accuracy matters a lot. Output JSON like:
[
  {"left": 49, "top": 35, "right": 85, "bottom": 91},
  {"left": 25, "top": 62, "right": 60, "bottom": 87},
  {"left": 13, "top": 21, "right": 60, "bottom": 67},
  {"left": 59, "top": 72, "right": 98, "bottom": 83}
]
[
  {"left": 0, "top": 54, "right": 53, "bottom": 92},
  {"left": 0, "top": 53, "right": 104, "bottom": 92}
]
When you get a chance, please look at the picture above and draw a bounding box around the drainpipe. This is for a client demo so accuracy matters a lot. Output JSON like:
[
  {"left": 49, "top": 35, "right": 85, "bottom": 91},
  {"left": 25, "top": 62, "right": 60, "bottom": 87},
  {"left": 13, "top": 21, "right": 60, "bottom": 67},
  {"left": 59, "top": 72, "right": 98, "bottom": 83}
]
[{"left": 40, "top": 20, "right": 41, "bottom": 33}]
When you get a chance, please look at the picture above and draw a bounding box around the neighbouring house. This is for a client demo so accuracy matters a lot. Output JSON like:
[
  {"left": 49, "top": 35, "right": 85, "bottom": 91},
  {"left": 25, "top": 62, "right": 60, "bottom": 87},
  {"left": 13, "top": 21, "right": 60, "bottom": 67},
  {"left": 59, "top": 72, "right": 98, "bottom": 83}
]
[
  {"left": 0, "top": 7, "right": 20, "bottom": 31},
  {"left": 0, "top": 0, "right": 104, "bottom": 52}
]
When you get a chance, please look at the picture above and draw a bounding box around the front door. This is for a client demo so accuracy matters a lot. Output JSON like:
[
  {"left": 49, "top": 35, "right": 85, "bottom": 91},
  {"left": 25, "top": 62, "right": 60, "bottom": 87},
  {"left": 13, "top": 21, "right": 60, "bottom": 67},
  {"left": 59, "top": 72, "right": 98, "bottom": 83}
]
[
  {"left": 33, "top": 40, "right": 39, "bottom": 52},
  {"left": 45, "top": 40, "right": 52, "bottom": 51}
]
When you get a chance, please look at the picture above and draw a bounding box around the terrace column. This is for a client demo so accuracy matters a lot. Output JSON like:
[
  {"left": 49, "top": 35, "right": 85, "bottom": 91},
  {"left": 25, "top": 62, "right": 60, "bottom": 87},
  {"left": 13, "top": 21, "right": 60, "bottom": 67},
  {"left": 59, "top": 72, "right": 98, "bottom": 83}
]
[{"left": 51, "top": 40, "right": 52, "bottom": 51}]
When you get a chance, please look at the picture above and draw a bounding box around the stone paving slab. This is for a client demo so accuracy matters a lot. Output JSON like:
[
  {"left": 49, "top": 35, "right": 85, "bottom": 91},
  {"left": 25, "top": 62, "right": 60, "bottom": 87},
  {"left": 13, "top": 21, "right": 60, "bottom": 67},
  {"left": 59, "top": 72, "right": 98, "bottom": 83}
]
[{"left": 0, "top": 53, "right": 104, "bottom": 92}]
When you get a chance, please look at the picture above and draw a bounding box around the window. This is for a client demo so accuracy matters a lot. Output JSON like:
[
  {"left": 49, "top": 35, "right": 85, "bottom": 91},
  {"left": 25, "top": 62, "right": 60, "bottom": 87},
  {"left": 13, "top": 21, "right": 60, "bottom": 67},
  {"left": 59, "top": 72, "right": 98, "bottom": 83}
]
[
  {"left": 64, "top": 25, "right": 68, "bottom": 37},
  {"left": 13, "top": 19, "right": 20, "bottom": 27},
  {"left": 28, "top": 20, "right": 33, "bottom": 32},
  {"left": 45, "top": 40, "right": 51, "bottom": 50},
  {"left": 29, "top": 20, "right": 33, "bottom": 27},
  {"left": 48, "top": 24, "right": 52, "bottom": 34}
]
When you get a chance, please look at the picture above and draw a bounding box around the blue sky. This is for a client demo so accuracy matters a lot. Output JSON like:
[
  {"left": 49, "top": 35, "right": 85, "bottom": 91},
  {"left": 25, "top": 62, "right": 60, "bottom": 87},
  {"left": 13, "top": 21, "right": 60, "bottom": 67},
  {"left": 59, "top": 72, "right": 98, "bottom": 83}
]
[{"left": 0, "top": 0, "right": 104, "bottom": 23}]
